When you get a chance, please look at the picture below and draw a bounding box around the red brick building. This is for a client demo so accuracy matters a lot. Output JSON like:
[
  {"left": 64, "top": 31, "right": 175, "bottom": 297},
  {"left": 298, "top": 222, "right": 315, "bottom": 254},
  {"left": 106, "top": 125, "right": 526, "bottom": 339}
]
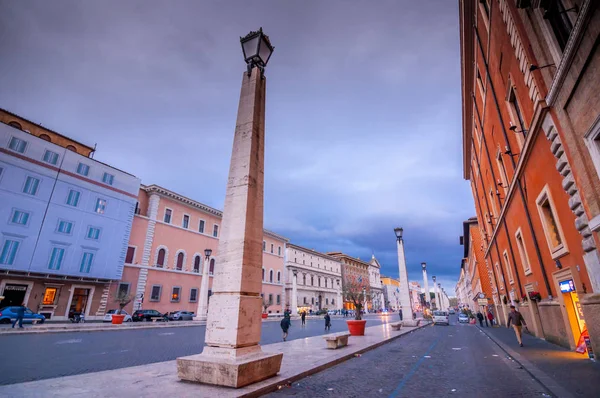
[{"left": 459, "top": 0, "right": 600, "bottom": 353}]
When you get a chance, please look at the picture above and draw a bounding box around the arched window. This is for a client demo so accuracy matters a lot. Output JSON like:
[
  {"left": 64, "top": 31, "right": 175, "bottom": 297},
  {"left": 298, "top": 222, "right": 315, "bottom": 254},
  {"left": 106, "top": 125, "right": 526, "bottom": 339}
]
[
  {"left": 262, "top": 268, "right": 265, "bottom": 281},
  {"left": 8, "top": 121, "right": 22, "bottom": 130},
  {"left": 39, "top": 134, "right": 51, "bottom": 142},
  {"left": 193, "top": 255, "right": 201, "bottom": 273},
  {"left": 269, "top": 270, "right": 273, "bottom": 283},
  {"left": 157, "top": 249, "right": 166, "bottom": 268},
  {"left": 176, "top": 252, "right": 184, "bottom": 270},
  {"left": 66, "top": 145, "right": 76, "bottom": 152},
  {"left": 209, "top": 259, "right": 215, "bottom": 275},
  {"left": 277, "top": 271, "right": 281, "bottom": 283}
]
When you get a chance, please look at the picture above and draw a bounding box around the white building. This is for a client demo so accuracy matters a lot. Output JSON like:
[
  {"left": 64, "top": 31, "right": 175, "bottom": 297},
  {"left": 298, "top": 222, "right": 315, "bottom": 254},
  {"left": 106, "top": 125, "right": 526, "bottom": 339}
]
[
  {"left": 408, "top": 281, "right": 422, "bottom": 313},
  {"left": 285, "top": 243, "right": 342, "bottom": 314},
  {"left": 0, "top": 113, "right": 140, "bottom": 320},
  {"left": 368, "top": 255, "right": 384, "bottom": 311}
]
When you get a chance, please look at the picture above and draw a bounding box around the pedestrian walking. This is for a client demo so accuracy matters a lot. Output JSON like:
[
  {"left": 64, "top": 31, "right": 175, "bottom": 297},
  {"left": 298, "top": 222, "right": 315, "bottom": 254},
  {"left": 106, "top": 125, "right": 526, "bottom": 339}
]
[
  {"left": 324, "top": 313, "right": 331, "bottom": 331},
  {"left": 300, "top": 311, "right": 306, "bottom": 326},
  {"left": 507, "top": 305, "right": 527, "bottom": 347},
  {"left": 280, "top": 314, "right": 291, "bottom": 342},
  {"left": 12, "top": 303, "right": 25, "bottom": 329},
  {"left": 487, "top": 310, "right": 495, "bottom": 326},
  {"left": 476, "top": 311, "right": 484, "bottom": 327}
]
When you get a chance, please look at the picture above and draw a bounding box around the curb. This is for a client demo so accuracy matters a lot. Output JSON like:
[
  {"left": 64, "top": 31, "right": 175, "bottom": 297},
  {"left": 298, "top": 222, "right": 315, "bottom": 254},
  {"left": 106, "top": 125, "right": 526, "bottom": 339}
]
[
  {"left": 242, "top": 321, "right": 433, "bottom": 398},
  {"left": 0, "top": 321, "right": 206, "bottom": 335},
  {"left": 476, "top": 325, "right": 573, "bottom": 398}
]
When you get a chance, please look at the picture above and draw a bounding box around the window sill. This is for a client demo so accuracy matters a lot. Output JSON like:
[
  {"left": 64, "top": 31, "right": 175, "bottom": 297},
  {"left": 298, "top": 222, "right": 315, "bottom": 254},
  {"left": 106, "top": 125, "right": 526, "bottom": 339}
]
[
  {"left": 550, "top": 246, "right": 569, "bottom": 260},
  {"left": 524, "top": 270, "right": 533, "bottom": 276}
]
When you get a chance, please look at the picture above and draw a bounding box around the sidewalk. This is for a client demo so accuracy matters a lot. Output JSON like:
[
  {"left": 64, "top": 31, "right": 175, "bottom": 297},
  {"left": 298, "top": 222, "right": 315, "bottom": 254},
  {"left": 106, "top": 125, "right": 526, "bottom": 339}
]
[
  {"left": 0, "top": 320, "right": 206, "bottom": 335},
  {"left": 0, "top": 322, "right": 430, "bottom": 398},
  {"left": 477, "top": 325, "right": 600, "bottom": 397}
]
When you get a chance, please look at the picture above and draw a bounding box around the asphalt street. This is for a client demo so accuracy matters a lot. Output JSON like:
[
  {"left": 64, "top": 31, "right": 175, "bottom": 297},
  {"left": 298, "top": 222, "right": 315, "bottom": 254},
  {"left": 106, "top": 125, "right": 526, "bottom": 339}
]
[
  {"left": 0, "top": 314, "right": 387, "bottom": 385},
  {"left": 269, "top": 315, "right": 552, "bottom": 398}
]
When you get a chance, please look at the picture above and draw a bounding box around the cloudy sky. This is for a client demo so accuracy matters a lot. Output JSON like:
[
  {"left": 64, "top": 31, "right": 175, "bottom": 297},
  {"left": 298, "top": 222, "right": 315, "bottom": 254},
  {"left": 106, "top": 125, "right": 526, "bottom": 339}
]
[{"left": 0, "top": 0, "right": 473, "bottom": 295}]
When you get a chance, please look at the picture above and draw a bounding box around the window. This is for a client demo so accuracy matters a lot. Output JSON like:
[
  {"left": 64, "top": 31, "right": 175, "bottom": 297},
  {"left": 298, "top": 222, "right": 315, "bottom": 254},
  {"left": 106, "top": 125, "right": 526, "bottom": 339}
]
[
  {"left": 318, "top": 277, "right": 321, "bottom": 287},
  {"left": 262, "top": 268, "right": 265, "bottom": 281},
  {"left": 495, "top": 262, "right": 505, "bottom": 287},
  {"left": 76, "top": 163, "right": 90, "bottom": 176},
  {"left": 10, "top": 210, "right": 30, "bottom": 226},
  {"left": 311, "top": 297, "right": 315, "bottom": 304},
  {"left": 515, "top": 228, "right": 532, "bottom": 275},
  {"left": 476, "top": 68, "right": 485, "bottom": 100},
  {"left": 270, "top": 244, "right": 274, "bottom": 254},
  {"left": 102, "top": 172, "right": 114, "bottom": 185},
  {"left": 164, "top": 209, "right": 172, "bottom": 223},
  {"left": 496, "top": 150, "right": 509, "bottom": 194},
  {"left": 66, "top": 145, "right": 76, "bottom": 152},
  {"left": 43, "top": 150, "right": 59, "bottom": 165},
  {"left": 190, "top": 288, "right": 198, "bottom": 302},
  {"left": 332, "top": 298, "right": 335, "bottom": 305},
  {"left": 48, "top": 247, "right": 65, "bottom": 270},
  {"left": 502, "top": 251, "right": 514, "bottom": 284},
  {"left": 277, "top": 294, "right": 281, "bottom": 305},
  {"left": 311, "top": 276, "right": 314, "bottom": 286},
  {"left": 269, "top": 269, "right": 274, "bottom": 283},
  {"left": 176, "top": 252, "right": 184, "bottom": 270},
  {"left": 542, "top": 0, "right": 573, "bottom": 51},
  {"left": 198, "top": 220, "right": 205, "bottom": 233},
  {"left": 8, "top": 137, "right": 27, "bottom": 153},
  {"left": 213, "top": 224, "right": 219, "bottom": 237},
  {"left": 171, "top": 287, "right": 181, "bottom": 302},
  {"left": 209, "top": 259, "right": 215, "bottom": 275},
  {"left": 278, "top": 246, "right": 281, "bottom": 256},
  {"left": 117, "top": 283, "right": 130, "bottom": 297},
  {"left": 193, "top": 255, "right": 201, "bottom": 273},
  {"left": 507, "top": 87, "right": 527, "bottom": 146},
  {"left": 182, "top": 215, "right": 189, "bottom": 229},
  {"left": 326, "top": 298, "right": 329, "bottom": 305},
  {"left": 87, "top": 226, "right": 100, "bottom": 240},
  {"left": 57, "top": 220, "right": 73, "bottom": 234},
  {"left": 23, "top": 176, "right": 40, "bottom": 195},
  {"left": 304, "top": 297, "right": 307, "bottom": 304},
  {"left": 39, "top": 134, "right": 51, "bottom": 142},
  {"left": 536, "top": 186, "right": 568, "bottom": 258},
  {"left": 277, "top": 271, "right": 281, "bottom": 283},
  {"left": 67, "top": 190, "right": 81, "bottom": 207},
  {"left": 8, "top": 121, "right": 22, "bottom": 130},
  {"left": 478, "top": 0, "right": 490, "bottom": 29},
  {"left": 303, "top": 274, "right": 306, "bottom": 285},
  {"left": 80, "top": 252, "right": 94, "bottom": 273},
  {"left": 94, "top": 198, "right": 107, "bottom": 214},
  {"left": 156, "top": 248, "right": 166, "bottom": 267},
  {"left": 42, "top": 287, "right": 58, "bottom": 305},
  {"left": 150, "top": 285, "right": 162, "bottom": 301},
  {"left": 263, "top": 241, "right": 266, "bottom": 251},
  {"left": 125, "top": 246, "right": 135, "bottom": 264},
  {"left": 0, "top": 239, "right": 20, "bottom": 265},
  {"left": 268, "top": 294, "right": 273, "bottom": 305}
]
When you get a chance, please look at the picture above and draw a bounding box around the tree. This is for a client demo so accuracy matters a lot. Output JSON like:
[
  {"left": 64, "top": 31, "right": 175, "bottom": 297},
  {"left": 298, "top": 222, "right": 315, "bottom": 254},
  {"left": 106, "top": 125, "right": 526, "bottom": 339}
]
[
  {"left": 449, "top": 297, "right": 458, "bottom": 307},
  {"left": 342, "top": 274, "right": 370, "bottom": 320},
  {"left": 262, "top": 297, "right": 270, "bottom": 314},
  {"left": 112, "top": 288, "right": 134, "bottom": 315}
]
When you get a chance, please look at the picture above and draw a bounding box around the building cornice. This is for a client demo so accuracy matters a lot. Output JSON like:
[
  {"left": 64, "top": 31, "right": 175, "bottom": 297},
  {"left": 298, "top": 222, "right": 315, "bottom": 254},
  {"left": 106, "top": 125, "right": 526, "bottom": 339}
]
[
  {"left": 327, "top": 252, "right": 372, "bottom": 268},
  {"left": 264, "top": 229, "right": 289, "bottom": 243},
  {"left": 460, "top": 0, "right": 476, "bottom": 180},
  {"left": 287, "top": 243, "right": 341, "bottom": 262}
]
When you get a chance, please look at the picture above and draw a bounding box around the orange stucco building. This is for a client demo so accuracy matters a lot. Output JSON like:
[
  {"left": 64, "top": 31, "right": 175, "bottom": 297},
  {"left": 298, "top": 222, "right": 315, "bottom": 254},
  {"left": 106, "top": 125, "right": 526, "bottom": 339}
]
[
  {"left": 460, "top": 0, "right": 600, "bottom": 353},
  {"left": 115, "top": 184, "right": 288, "bottom": 316}
]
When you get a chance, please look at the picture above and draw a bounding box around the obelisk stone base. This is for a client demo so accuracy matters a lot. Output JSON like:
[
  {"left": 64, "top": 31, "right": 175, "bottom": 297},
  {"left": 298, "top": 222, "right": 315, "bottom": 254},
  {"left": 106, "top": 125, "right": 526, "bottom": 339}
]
[{"left": 177, "top": 349, "right": 283, "bottom": 388}]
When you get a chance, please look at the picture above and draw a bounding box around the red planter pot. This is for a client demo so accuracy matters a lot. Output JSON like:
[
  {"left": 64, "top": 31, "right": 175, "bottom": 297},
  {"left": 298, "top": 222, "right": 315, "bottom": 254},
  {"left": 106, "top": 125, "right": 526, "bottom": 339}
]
[
  {"left": 112, "top": 314, "right": 126, "bottom": 325},
  {"left": 346, "top": 320, "right": 367, "bottom": 336},
  {"left": 261, "top": 313, "right": 268, "bottom": 319}
]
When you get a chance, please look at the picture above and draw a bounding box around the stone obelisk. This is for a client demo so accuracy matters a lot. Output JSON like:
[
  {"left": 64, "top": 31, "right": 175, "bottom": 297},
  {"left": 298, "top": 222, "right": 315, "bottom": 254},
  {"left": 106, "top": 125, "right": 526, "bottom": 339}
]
[{"left": 177, "top": 55, "right": 282, "bottom": 387}]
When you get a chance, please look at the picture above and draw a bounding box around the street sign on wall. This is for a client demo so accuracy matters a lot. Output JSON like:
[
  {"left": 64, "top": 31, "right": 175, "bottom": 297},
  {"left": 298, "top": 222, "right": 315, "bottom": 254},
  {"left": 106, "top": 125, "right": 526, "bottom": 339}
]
[{"left": 477, "top": 298, "right": 488, "bottom": 305}]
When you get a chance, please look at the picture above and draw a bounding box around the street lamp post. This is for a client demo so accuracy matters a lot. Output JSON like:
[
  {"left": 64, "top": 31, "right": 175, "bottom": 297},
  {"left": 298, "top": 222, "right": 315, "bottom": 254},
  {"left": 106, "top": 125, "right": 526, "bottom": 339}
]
[
  {"left": 437, "top": 282, "right": 443, "bottom": 310},
  {"left": 178, "top": 28, "right": 282, "bottom": 388},
  {"left": 432, "top": 275, "right": 438, "bottom": 310},
  {"left": 421, "top": 262, "right": 430, "bottom": 309},
  {"left": 194, "top": 248, "right": 213, "bottom": 321},
  {"left": 394, "top": 227, "right": 413, "bottom": 322}
]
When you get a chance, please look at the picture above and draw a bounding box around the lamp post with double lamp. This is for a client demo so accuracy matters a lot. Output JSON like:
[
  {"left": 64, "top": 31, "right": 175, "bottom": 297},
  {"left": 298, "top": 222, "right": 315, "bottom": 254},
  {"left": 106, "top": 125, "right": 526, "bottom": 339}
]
[
  {"left": 194, "top": 248, "right": 213, "bottom": 321},
  {"left": 177, "top": 28, "right": 282, "bottom": 388},
  {"left": 394, "top": 227, "right": 413, "bottom": 322},
  {"left": 421, "top": 262, "right": 430, "bottom": 310}
]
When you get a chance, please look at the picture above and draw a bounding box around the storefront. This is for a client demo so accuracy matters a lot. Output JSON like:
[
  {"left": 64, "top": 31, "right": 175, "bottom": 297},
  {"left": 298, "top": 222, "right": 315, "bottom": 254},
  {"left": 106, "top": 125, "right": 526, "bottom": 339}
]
[{"left": 0, "top": 280, "right": 34, "bottom": 308}]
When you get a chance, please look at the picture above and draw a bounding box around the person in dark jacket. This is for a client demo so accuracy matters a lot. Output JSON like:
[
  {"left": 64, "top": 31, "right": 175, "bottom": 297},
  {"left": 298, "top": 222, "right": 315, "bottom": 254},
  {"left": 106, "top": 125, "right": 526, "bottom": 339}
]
[
  {"left": 12, "top": 303, "right": 25, "bottom": 329},
  {"left": 476, "top": 311, "right": 484, "bottom": 327},
  {"left": 280, "top": 315, "right": 291, "bottom": 341},
  {"left": 324, "top": 313, "right": 331, "bottom": 331},
  {"left": 301, "top": 311, "right": 306, "bottom": 326}
]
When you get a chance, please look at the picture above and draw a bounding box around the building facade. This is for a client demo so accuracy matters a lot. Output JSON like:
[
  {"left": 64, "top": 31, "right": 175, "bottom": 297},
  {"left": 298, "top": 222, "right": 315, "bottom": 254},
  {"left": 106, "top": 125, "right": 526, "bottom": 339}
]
[
  {"left": 117, "top": 184, "right": 288, "bottom": 316},
  {"left": 459, "top": 0, "right": 600, "bottom": 351},
  {"left": 381, "top": 276, "right": 401, "bottom": 311},
  {"left": 408, "top": 281, "right": 423, "bottom": 313},
  {"left": 0, "top": 111, "right": 140, "bottom": 320},
  {"left": 329, "top": 252, "right": 372, "bottom": 310},
  {"left": 285, "top": 243, "right": 342, "bottom": 314},
  {"left": 368, "top": 255, "right": 384, "bottom": 311}
]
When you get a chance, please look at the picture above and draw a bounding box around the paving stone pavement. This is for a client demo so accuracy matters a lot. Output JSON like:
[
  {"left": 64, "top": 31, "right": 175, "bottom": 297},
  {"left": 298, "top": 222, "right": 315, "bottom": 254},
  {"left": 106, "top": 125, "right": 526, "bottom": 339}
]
[{"left": 268, "top": 319, "right": 552, "bottom": 398}]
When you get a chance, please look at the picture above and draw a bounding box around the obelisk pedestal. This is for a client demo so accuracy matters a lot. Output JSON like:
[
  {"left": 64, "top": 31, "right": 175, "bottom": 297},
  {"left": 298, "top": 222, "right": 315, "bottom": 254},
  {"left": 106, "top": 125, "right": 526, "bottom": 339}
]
[{"left": 177, "top": 66, "right": 282, "bottom": 388}]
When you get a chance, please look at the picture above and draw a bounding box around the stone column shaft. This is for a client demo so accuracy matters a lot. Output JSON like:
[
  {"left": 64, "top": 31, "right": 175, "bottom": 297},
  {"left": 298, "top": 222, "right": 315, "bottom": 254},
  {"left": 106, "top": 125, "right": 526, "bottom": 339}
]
[
  {"left": 396, "top": 239, "right": 413, "bottom": 319},
  {"left": 422, "top": 268, "right": 430, "bottom": 307},
  {"left": 291, "top": 272, "right": 298, "bottom": 314},
  {"left": 195, "top": 256, "right": 211, "bottom": 321}
]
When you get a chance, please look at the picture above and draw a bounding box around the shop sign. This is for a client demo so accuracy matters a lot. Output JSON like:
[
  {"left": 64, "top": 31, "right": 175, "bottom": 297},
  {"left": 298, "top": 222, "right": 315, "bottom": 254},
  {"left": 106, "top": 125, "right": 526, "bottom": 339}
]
[
  {"left": 4, "top": 285, "right": 27, "bottom": 292},
  {"left": 477, "top": 298, "right": 488, "bottom": 305},
  {"left": 559, "top": 279, "right": 575, "bottom": 293},
  {"left": 584, "top": 336, "right": 595, "bottom": 360}
]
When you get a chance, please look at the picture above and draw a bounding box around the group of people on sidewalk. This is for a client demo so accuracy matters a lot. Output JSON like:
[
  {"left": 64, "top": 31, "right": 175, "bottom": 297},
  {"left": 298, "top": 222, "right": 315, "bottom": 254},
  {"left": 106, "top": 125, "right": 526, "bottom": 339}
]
[
  {"left": 280, "top": 310, "right": 332, "bottom": 341},
  {"left": 475, "top": 309, "right": 495, "bottom": 327}
]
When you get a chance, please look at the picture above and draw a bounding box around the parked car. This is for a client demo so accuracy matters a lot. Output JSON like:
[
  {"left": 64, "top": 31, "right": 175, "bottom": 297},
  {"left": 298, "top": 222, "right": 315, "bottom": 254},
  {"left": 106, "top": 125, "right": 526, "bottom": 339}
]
[
  {"left": 449, "top": 309, "right": 456, "bottom": 315},
  {"left": 168, "top": 311, "right": 194, "bottom": 321},
  {"left": 103, "top": 309, "right": 133, "bottom": 323},
  {"left": 458, "top": 313, "right": 470, "bottom": 323},
  {"left": 0, "top": 307, "right": 45, "bottom": 324},
  {"left": 132, "top": 309, "right": 168, "bottom": 322},
  {"left": 432, "top": 311, "right": 449, "bottom": 325}
]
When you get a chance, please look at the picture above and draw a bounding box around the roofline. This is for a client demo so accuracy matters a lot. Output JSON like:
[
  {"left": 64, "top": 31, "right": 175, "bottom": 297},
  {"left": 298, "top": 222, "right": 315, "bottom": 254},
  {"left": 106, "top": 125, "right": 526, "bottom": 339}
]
[
  {"left": 459, "top": 0, "right": 475, "bottom": 180},
  {"left": 326, "top": 252, "right": 373, "bottom": 268},
  {"left": 286, "top": 243, "right": 341, "bottom": 261},
  {"left": 1, "top": 107, "right": 95, "bottom": 151}
]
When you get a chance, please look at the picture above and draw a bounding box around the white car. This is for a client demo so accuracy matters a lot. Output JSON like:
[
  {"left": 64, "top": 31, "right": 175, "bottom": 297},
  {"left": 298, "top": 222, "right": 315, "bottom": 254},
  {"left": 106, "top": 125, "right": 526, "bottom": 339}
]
[
  {"left": 458, "top": 313, "right": 469, "bottom": 323},
  {"left": 432, "top": 311, "right": 449, "bottom": 325},
  {"left": 103, "top": 309, "right": 132, "bottom": 323}
]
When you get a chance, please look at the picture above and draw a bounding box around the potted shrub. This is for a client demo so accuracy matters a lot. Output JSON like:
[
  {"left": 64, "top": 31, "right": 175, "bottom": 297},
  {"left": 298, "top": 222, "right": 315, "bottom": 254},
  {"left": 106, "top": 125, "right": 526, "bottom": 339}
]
[
  {"left": 112, "top": 290, "right": 134, "bottom": 325},
  {"left": 529, "top": 291, "right": 542, "bottom": 302},
  {"left": 343, "top": 275, "right": 370, "bottom": 336},
  {"left": 262, "top": 298, "right": 270, "bottom": 319}
]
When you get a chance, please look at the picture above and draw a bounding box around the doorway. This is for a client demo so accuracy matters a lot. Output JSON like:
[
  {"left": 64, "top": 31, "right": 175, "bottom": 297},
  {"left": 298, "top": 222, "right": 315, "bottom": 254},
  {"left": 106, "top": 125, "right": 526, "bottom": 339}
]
[
  {"left": 562, "top": 284, "right": 586, "bottom": 347},
  {"left": 0, "top": 284, "right": 28, "bottom": 307},
  {"left": 68, "top": 288, "right": 90, "bottom": 317}
]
